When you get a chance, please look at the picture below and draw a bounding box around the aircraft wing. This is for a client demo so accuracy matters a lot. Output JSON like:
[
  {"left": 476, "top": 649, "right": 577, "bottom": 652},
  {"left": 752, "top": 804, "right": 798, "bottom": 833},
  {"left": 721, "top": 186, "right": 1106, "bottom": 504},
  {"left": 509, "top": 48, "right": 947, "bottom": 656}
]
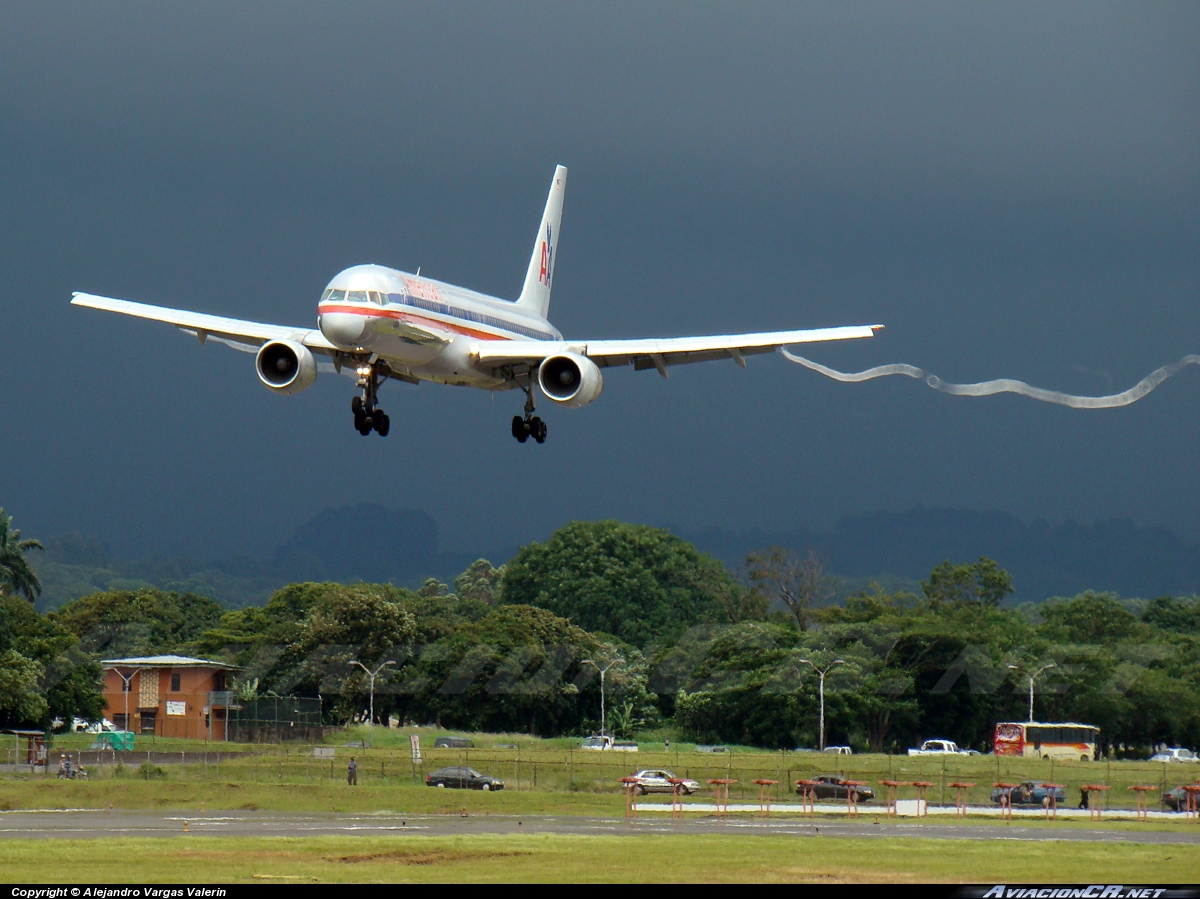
[
  {"left": 71, "top": 293, "right": 339, "bottom": 353},
  {"left": 471, "top": 325, "right": 882, "bottom": 376}
]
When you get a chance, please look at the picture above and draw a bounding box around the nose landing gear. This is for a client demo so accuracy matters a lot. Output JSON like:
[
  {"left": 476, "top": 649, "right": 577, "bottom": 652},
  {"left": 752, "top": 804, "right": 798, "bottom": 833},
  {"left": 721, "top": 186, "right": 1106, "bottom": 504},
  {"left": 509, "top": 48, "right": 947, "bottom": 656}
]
[
  {"left": 352, "top": 360, "right": 390, "bottom": 437},
  {"left": 512, "top": 387, "right": 547, "bottom": 444}
]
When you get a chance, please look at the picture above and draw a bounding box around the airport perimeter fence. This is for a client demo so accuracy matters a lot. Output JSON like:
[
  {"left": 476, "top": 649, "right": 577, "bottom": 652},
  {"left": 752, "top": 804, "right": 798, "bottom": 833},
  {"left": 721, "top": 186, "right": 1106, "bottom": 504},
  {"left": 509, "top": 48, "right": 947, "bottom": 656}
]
[{"left": 9, "top": 739, "right": 1197, "bottom": 811}]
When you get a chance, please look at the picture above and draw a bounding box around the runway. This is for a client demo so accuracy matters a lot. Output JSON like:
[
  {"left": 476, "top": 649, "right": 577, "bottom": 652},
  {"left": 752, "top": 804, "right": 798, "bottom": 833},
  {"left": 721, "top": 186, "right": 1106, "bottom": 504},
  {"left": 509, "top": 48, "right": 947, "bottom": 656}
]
[{"left": 1, "top": 809, "right": 1197, "bottom": 845}]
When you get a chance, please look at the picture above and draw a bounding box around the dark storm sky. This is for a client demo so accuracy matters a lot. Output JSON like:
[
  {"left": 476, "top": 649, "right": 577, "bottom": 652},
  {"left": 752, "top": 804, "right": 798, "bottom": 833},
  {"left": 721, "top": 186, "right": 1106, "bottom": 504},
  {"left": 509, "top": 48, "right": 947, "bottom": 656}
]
[{"left": 1, "top": 1, "right": 1197, "bottom": 560}]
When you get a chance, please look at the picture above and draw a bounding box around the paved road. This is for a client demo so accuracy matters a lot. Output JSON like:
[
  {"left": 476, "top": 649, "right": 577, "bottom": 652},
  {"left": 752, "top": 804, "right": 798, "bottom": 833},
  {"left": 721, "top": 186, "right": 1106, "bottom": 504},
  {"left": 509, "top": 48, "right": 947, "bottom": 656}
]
[{"left": 1, "top": 809, "right": 1198, "bottom": 845}]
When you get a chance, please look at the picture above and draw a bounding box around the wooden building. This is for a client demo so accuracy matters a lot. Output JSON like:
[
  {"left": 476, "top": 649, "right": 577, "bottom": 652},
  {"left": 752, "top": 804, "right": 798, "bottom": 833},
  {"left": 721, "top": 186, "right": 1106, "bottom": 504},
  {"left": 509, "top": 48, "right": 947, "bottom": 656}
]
[{"left": 100, "top": 655, "right": 239, "bottom": 741}]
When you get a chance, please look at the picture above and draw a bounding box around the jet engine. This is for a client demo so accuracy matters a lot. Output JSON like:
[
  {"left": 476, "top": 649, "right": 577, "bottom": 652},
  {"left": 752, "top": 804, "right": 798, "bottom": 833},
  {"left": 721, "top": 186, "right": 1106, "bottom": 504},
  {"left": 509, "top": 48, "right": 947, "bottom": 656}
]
[
  {"left": 537, "top": 352, "right": 603, "bottom": 408},
  {"left": 255, "top": 340, "right": 317, "bottom": 395}
]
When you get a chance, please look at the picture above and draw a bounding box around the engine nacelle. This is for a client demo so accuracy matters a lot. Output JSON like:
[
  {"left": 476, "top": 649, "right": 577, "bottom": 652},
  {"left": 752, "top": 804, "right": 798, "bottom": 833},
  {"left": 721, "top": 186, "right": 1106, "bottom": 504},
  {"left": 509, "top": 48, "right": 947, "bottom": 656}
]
[
  {"left": 255, "top": 340, "right": 317, "bottom": 395},
  {"left": 537, "top": 352, "right": 603, "bottom": 408}
]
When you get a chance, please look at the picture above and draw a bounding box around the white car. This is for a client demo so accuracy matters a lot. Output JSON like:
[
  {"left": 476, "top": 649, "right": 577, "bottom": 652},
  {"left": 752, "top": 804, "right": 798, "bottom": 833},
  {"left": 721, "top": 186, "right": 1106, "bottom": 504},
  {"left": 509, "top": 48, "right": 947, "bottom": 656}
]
[
  {"left": 1149, "top": 748, "right": 1198, "bottom": 763},
  {"left": 627, "top": 769, "right": 702, "bottom": 795},
  {"left": 908, "top": 739, "right": 967, "bottom": 756}
]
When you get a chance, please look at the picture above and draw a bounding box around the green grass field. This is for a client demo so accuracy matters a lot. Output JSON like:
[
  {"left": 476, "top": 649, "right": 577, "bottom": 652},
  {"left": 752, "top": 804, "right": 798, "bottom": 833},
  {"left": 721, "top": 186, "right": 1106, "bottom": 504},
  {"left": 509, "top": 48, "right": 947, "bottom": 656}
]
[
  {"left": 1, "top": 833, "right": 1197, "bottom": 883},
  {"left": 11, "top": 726, "right": 1193, "bottom": 813}
]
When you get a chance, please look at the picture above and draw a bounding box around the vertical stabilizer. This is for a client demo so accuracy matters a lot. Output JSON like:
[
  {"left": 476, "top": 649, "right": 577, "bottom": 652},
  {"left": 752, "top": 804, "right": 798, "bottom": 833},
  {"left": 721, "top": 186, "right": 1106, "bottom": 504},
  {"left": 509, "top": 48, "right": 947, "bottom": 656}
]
[{"left": 515, "top": 165, "right": 567, "bottom": 318}]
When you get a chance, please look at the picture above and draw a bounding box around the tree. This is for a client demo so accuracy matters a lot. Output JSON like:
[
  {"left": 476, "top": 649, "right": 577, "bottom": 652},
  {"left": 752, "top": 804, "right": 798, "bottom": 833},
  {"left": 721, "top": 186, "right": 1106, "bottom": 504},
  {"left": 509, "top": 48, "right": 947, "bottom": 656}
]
[
  {"left": 1141, "top": 595, "right": 1200, "bottom": 634},
  {"left": 454, "top": 559, "right": 505, "bottom": 605},
  {"left": 51, "top": 588, "right": 225, "bottom": 657},
  {"left": 0, "top": 595, "right": 103, "bottom": 727},
  {"left": 0, "top": 508, "right": 43, "bottom": 603},
  {"left": 398, "top": 604, "right": 599, "bottom": 736},
  {"left": 501, "top": 521, "right": 733, "bottom": 646},
  {"left": 921, "top": 557, "right": 1013, "bottom": 608},
  {"left": 1039, "top": 591, "right": 1141, "bottom": 644},
  {"left": 746, "top": 547, "right": 833, "bottom": 631}
]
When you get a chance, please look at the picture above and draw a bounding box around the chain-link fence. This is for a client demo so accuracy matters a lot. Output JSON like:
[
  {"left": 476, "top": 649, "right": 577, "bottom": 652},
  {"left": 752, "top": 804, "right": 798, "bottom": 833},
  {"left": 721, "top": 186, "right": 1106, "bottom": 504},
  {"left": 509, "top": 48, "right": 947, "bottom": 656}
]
[{"left": 12, "top": 741, "right": 1195, "bottom": 812}]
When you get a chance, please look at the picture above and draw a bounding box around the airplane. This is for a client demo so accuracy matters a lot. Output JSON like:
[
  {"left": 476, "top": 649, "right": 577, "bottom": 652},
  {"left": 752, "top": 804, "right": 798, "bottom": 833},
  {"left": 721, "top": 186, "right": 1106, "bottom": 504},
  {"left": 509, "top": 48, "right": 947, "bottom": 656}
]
[{"left": 72, "top": 166, "right": 882, "bottom": 443}]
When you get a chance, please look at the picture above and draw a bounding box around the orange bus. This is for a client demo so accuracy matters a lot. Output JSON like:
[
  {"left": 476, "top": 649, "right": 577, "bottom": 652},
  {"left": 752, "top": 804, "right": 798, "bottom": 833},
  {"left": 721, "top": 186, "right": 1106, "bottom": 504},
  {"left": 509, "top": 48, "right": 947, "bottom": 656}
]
[{"left": 993, "top": 721, "right": 1099, "bottom": 761}]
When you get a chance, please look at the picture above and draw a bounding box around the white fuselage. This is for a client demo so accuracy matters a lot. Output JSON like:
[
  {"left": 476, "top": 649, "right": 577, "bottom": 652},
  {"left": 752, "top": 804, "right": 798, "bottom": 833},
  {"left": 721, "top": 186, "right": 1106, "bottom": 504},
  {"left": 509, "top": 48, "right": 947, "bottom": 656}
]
[{"left": 316, "top": 264, "right": 561, "bottom": 389}]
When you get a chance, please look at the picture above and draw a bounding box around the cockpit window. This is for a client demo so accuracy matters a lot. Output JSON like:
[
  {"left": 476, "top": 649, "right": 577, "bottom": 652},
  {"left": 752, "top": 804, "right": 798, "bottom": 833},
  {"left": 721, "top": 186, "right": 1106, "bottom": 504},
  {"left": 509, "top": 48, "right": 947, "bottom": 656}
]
[
  {"left": 323, "top": 288, "right": 346, "bottom": 303},
  {"left": 347, "top": 290, "right": 368, "bottom": 303},
  {"left": 370, "top": 291, "right": 387, "bottom": 305}
]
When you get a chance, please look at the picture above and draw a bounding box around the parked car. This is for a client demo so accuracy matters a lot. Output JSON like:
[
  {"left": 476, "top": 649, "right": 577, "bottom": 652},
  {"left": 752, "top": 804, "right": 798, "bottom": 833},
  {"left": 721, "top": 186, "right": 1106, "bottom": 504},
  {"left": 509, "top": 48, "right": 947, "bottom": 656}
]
[
  {"left": 1163, "top": 785, "right": 1198, "bottom": 812},
  {"left": 990, "top": 781, "right": 1067, "bottom": 806},
  {"left": 1149, "top": 747, "right": 1198, "bottom": 763},
  {"left": 626, "top": 769, "right": 702, "bottom": 795},
  {"left": 433, "top": 737, "right": 474, "bottom": 749},
  {"left": 796, "top": 775, "right": 874, "bottom": 802},
  {"left": 582, "top": 735, "right": 639, "bottom": 751},
  {"left": 823, "top": 745, "right": 853, "bottom": 755},
  {"left": 908, "top": 739, "right": 967, "bottom": 756},
  {"left": 425, "top": 766, "right": 503, "bottom": 790}
]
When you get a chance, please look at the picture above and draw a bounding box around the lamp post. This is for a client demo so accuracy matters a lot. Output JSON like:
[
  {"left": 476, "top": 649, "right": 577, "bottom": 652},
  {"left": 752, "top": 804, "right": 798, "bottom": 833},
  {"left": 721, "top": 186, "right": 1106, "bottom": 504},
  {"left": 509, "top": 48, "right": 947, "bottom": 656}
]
[
  {"left": 112, "top": 667, "right": 141, "bottom": 736},
  {"left": 349, "top": 660, "right": 395, "bottom": 726},
  {"left": 1009, "top": 662, "right": 1056, "bottom": 723},
  {"left": 797, "top": 658, "right": 844, "bottom": 751},
  {"left": 582, "top": 658, "right": 624, "bottom": 736}
]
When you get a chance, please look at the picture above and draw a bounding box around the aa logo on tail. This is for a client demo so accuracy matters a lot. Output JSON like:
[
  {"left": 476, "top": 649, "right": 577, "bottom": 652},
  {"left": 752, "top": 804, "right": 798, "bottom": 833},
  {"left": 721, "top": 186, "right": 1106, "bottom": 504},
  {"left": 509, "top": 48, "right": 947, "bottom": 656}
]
[{"left": 539, "top": 223, "right": 555, "bottom": 287}]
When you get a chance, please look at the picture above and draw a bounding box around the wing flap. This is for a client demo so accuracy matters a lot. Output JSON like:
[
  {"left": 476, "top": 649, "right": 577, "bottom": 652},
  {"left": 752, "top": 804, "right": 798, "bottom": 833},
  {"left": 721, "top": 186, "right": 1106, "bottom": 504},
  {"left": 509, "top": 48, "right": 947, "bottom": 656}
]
[
  {"left": 71, "top": 292, "right": 338, "bottom": 353},
  {"left": 470, "top": 325, "right": 881, "bottom": 371}
]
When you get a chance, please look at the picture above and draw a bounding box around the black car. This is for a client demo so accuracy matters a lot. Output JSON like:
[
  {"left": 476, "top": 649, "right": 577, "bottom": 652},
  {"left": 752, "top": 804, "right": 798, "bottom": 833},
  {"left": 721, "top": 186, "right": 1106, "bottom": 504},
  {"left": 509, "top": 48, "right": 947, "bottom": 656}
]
[
  {"left": 796, "top": 775, "right": 875, "bottom": 802},
  {"left": 1164, "top": 785, "right": 1196, "bottom": 812},
  {"left": 425, "top": 766, "right": 504, "bottom": 790},
  {"left": 433, "top": 737, "right": 474, "bottom": 749},
  {"left": 989, "top": 781, "right": 1066, "bottom": 806}
]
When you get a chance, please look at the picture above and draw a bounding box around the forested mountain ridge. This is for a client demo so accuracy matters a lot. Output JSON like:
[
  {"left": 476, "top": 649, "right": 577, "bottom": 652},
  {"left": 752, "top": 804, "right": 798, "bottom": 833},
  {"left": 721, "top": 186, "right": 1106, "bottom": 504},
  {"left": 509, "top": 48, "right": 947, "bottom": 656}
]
[
  {"left": 30, "top": 505, "right": 1199, "bottom": 611},
  {"left": 681, "top": 506, "right": 1199, "bottom": 604}
]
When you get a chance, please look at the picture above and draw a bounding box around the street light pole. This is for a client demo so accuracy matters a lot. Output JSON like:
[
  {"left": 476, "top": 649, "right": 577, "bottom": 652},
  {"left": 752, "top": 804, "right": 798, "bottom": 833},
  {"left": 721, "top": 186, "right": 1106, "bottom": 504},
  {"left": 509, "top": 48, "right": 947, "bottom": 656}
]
[
  {"left": 112, "top": 667, "right": 141, "bottom": 735},
  {"left": 349, "top": 660, "right": 395, "bottom": 726},
  {"left": 1009, "top": 662, "right": 1056, "bottom": 723},
  {"left": 798, "top": 658, "right": 845, "bottom": 751},
  {"left": 582, "top": 658, "right": 625, "bottom": 736}
]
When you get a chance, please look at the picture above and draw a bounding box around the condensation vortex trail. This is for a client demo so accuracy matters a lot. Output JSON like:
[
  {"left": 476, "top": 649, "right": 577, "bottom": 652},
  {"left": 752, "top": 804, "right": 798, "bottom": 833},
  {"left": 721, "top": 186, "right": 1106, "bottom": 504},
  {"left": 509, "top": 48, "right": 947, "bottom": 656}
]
[{"left": 780, "top": 350, "right": 1200, "bottom": 409}]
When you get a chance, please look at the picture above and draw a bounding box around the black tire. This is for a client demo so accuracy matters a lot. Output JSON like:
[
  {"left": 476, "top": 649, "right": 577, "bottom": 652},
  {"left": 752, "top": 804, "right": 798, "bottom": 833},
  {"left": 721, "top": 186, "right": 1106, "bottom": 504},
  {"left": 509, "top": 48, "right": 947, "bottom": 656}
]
[
  {"left": 482, "top": 783, "right": 491, "bottom": 791},
  {"left": 637, "top": 785, "right": 647, "bottom": 796},
  {"left": 375, "top": 412, "right": 390, "bottom": 436},
  {"left": 351, "top": 396, "right": 363, "bottom": 415},
  {"left": 358, "top": 417, "right": 373, "bottom": 436},
  {"left": 533, "top": 417, "right": 547, "bottom": 443},
  {"left": 511, "top": 415, "right": 526, "bottom": 440}
]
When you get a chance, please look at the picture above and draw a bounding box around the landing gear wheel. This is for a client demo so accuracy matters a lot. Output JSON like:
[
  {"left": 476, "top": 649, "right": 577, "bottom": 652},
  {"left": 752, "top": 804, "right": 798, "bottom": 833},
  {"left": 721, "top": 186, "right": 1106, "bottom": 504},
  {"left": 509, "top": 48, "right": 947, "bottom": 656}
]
[
  {"left": 351, "top": 396, "right": 363, "bottom": 415},
  {"left": 374, "top": 411, "right": 390, "bottom": 436},
  {"left": 512, "top": 415, "right": 529, "bottom": 443},
  {"left": 511, "top": 387, "right": 546, "bottom": 443}
]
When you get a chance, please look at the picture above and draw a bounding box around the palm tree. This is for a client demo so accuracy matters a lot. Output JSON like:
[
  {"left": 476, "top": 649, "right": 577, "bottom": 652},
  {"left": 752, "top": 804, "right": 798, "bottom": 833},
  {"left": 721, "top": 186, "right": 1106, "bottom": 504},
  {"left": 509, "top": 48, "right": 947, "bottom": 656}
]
[{"left": 0, "top": 508, "right": 43, "bottom": 602}]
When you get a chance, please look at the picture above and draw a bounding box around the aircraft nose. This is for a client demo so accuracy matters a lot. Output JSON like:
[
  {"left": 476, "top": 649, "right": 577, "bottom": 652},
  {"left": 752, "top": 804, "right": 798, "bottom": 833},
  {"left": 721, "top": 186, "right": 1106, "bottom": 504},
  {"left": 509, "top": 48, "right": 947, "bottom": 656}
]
[{"left": 319, "top": 312, "right": 366, "bottom": 348}]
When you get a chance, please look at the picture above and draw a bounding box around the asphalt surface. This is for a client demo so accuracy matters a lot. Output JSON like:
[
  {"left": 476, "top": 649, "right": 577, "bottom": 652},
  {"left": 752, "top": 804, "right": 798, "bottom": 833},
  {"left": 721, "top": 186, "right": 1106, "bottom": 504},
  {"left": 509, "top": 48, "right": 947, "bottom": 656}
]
[{"left": 1, "top": 809, "right": 1198, "bottom": 845}]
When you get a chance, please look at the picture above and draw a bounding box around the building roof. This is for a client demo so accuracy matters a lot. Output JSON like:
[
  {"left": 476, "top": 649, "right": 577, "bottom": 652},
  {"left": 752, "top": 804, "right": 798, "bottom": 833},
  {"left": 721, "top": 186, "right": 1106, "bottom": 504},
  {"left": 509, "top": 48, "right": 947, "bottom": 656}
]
[{"left": 100, "top": 655, "right": 238, "bottom": 669}]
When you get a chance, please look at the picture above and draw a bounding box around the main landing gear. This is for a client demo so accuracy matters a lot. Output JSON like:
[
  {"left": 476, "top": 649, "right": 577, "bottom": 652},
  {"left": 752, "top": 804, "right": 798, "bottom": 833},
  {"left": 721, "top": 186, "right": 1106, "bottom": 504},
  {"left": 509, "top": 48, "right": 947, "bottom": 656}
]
[
  {"left": 512, "top": 388, "right": 547, "bottom": 444},
  {"left": 352, "top": 360, "right": 390, "bottom": 437}
]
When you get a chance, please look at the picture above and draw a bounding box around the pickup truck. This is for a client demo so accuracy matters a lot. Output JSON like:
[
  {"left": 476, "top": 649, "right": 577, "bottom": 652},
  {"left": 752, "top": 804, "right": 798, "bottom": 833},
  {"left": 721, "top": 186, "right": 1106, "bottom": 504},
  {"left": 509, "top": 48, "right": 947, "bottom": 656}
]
[
  {"left": 581, "top": 735, "right": 638, "bottom": 751},
  {"left": 908, "top": 739, "right": 967, "bottom": 756}
]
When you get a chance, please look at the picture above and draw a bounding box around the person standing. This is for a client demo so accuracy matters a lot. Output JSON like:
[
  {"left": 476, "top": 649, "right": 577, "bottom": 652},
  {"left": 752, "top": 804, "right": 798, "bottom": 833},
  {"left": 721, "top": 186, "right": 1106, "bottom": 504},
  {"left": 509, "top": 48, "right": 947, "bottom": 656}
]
[{"left": 347, "top": 757, "right": 358, "bottom": 786}]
